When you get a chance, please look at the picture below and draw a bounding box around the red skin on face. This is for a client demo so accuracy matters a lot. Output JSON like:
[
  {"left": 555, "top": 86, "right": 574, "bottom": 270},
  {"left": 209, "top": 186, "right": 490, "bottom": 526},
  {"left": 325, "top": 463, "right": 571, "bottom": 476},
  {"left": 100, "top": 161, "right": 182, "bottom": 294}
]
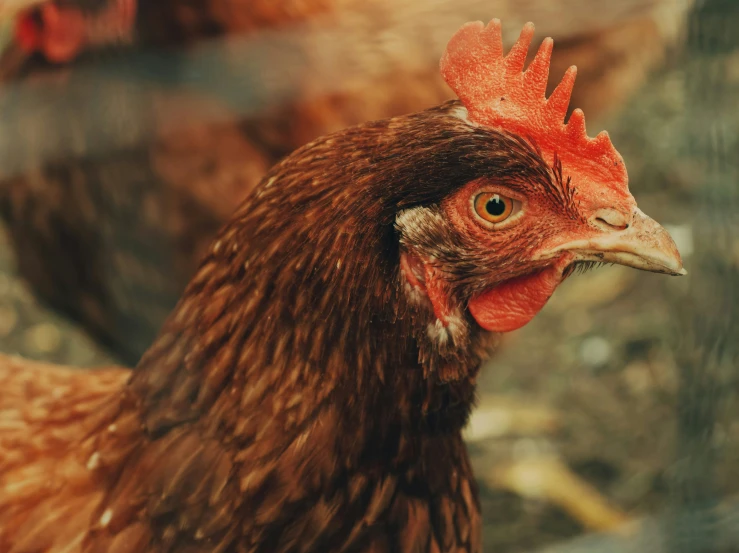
[
  {"left": 439, "top": 178, "right": 580, "bottom": 334},
  {"left": 430, "top": 20, "right": 641, "bottom": 333},
  {"left": 401, "top": 252, "right": 458, "bottom": 326}
]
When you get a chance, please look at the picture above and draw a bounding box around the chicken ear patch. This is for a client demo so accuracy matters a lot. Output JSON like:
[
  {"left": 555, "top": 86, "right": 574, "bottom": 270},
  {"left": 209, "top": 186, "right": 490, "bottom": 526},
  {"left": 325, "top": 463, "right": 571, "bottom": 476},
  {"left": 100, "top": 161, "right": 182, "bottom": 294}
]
[{"left": 468, "top": 265, "right": 562, "bottom": 332}]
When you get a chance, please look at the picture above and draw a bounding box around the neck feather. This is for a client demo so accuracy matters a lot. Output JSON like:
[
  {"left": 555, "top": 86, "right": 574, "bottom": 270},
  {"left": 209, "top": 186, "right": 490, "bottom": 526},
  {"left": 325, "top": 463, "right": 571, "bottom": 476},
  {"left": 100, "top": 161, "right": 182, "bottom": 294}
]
[{"left": 128, "top": 103, "right": 502, "bottom": 445}]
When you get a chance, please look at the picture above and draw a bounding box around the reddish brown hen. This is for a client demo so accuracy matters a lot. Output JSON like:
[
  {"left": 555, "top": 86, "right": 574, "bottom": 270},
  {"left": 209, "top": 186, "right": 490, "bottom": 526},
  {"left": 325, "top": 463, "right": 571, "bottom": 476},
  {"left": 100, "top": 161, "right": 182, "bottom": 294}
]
[
  {"left": 0, "top": 19, "right": 684, "bottom": 553},
  {"left": 0, "top": 0, "right": 690, "bottom": 363}
]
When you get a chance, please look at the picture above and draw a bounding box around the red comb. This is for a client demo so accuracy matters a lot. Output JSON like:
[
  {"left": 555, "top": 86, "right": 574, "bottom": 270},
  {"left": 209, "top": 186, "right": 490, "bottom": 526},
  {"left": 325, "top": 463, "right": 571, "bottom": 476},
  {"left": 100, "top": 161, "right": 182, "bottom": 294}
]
[
  {"left": 441, "top": 19, "right": 629, "bottom": 200},
  {"left": 15, "top": 10, "right": 42, "bottom": 52}
]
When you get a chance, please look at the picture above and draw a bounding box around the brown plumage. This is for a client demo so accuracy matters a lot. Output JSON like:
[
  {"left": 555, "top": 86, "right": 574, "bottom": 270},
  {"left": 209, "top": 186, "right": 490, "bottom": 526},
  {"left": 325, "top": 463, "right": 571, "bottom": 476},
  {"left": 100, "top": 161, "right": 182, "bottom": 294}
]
[
  {"left": 0, "top": 20, "right": 686, "bottom": 552},
  {"left": 1, "top": 103, "right": 503, "bottom": 553},
  {"left": 0, "top": 0, "right": 690, "bottom": 363}
]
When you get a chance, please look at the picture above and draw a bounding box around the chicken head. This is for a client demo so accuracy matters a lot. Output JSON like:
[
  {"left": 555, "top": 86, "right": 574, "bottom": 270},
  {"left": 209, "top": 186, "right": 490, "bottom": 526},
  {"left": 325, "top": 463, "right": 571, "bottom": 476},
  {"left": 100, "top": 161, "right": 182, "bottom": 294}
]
[{"left": 396, "top": 20, "right": 683, "bottom": 345}]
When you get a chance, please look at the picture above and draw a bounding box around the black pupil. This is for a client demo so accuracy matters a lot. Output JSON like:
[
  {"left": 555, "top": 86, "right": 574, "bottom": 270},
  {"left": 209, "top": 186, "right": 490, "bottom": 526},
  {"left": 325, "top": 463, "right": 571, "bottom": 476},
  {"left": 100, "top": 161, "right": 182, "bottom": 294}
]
[{"left": 486, "top": 197, "right": 506, "bottom": 216}]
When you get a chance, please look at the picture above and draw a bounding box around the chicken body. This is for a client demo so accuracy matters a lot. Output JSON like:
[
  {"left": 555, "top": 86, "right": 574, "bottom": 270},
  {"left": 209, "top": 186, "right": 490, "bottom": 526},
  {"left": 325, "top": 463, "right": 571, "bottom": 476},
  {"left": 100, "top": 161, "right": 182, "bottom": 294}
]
[
  {"left": 0, "top": 18, "right": 686, "bottom": 551},
  {"left": 0, "top": 0, "right": 691, "bottom": 363},
  {"left": 0, "top": 356, "right": 479, "bottom": 553},
  {"left": 1, "top": 103, "right": 508, "bottom": 553}
]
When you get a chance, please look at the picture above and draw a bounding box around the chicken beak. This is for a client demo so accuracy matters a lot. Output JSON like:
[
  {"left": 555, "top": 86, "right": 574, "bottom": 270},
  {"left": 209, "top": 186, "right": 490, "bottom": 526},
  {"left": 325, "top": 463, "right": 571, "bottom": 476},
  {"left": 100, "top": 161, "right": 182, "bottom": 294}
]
[{"left": 548, "top": 208, "right": 687, "bottom": 276}]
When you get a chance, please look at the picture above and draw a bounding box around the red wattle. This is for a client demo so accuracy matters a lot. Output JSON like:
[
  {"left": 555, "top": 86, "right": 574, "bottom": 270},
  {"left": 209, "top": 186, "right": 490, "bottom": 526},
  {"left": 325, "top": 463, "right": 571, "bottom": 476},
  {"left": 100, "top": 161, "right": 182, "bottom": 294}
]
[{"left": 468, "top": 266, "right": 562, "bottom": 332}]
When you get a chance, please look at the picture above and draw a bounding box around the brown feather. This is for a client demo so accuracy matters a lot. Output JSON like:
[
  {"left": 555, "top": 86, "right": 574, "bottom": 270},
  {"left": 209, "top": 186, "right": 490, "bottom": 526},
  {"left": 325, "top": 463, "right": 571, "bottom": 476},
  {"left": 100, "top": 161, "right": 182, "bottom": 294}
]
[
  {"left": 0, "top": 0, "right": 687, "bottom": 363},
  {"left": 0, "top": 101, "right": 552, "bottom": 552}
]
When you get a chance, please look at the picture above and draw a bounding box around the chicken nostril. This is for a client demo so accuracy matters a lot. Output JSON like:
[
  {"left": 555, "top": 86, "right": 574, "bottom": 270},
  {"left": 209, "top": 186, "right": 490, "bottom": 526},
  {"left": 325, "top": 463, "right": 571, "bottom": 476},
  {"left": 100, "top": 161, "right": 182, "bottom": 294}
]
[
  {"left": 595, "top": 217, "right": 628, "bottom": 231},
  {"left": 591, "top": 209, "right": 630, "bottom": 231}
]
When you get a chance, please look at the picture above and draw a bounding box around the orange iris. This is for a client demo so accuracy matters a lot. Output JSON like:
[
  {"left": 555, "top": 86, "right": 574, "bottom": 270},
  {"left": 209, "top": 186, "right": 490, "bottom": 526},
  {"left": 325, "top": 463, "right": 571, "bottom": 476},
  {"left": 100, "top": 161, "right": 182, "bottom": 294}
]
[{"left": 473, "top": 192, "right": 514, "bottom": 224}]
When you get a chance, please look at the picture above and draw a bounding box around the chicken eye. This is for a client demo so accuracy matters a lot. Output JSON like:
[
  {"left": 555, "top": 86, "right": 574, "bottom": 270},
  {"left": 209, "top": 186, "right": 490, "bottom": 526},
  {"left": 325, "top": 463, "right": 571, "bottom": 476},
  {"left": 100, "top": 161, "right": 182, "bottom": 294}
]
[{"left": 473, "top": 192, "right": 516, "bottom": 224}]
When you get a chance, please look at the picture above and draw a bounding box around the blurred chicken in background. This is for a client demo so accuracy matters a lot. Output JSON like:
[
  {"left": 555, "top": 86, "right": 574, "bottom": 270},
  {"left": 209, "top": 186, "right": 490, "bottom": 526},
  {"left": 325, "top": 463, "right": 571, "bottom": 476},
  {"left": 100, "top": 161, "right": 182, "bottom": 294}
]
[{"left": 0, "top": 0, "right": 693, "bottom": 364}]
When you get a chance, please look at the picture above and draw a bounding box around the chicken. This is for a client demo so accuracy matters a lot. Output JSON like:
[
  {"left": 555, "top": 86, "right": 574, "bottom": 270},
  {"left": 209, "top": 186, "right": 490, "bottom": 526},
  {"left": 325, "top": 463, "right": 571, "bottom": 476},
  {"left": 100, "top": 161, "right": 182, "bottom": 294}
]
[
  {"left": 0, "top": 0, "right": 692, "bottom": 364},
  {"left": 0, "top": 19, "right": 685, "bottom": 552}
]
